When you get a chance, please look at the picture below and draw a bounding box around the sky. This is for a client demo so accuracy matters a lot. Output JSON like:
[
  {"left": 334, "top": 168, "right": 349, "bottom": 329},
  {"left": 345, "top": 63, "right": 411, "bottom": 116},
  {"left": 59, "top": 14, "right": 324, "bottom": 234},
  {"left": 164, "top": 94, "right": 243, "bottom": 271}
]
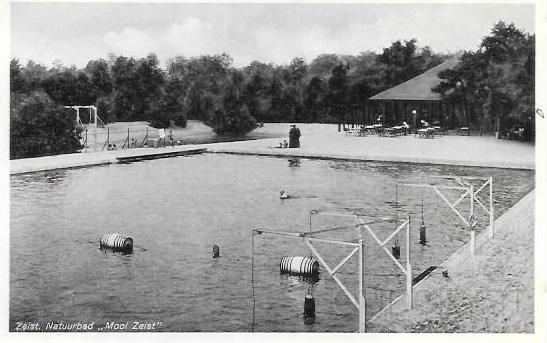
[{"left": 10, "top": 2, "right": 535, "bottom": 68}]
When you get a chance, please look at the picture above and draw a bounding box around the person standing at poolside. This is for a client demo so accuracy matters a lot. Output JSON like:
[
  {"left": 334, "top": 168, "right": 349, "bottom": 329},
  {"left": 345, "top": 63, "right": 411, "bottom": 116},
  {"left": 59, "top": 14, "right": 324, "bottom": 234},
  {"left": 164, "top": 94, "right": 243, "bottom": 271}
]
[{"left": 289, "top": 124, "right": 301, "bottom": 148}]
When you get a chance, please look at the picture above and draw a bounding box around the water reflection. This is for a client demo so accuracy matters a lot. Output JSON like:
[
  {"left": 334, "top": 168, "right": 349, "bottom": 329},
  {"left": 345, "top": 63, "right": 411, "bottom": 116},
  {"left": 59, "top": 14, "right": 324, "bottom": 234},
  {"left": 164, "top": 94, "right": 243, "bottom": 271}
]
[
  {"left": 280, "top": 273, "right": 320, "bottom": 285},
  {"left": 288, "top": 158, "right": 301, "bottom": 168}
]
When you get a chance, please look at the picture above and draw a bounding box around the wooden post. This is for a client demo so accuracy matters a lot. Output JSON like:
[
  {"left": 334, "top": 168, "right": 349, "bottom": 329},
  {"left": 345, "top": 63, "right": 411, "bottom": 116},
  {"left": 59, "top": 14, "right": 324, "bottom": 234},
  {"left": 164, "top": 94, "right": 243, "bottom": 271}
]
[
  {"left": 359, "top": 238, "right": 366, "bottom": 333},
  {"left": 406, "top": 216, "right": 412, "bottom": 309}
]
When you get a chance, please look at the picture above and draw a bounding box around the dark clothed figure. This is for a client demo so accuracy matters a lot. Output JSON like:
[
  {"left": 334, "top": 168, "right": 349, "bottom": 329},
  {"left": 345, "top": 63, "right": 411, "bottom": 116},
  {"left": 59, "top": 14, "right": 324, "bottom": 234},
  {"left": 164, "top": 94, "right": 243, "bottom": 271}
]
[{"left": 288, "top": 125, "right": 301, "bottom": 148}]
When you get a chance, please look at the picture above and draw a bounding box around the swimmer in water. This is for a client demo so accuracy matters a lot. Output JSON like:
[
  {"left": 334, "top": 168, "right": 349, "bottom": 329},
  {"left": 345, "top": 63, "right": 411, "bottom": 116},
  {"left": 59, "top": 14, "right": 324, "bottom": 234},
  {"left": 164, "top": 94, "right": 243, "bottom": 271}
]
[{"left": 280, "top": 190, "right": 291, "bottom": 199}]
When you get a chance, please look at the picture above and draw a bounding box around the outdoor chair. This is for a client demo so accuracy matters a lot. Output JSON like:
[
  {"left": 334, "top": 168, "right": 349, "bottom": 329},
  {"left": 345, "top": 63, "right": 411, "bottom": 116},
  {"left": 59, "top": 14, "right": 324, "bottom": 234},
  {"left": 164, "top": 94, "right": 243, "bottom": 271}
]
[
  {"left": 417, "top": 127, "right": 436, "bottom": 139},
  {"left": 376, "top": 127, "right": 386, "bottom": 137},
  {"left": 373, "top": 124, "right": 383, "bottom": 135},
  {"left": 432, "top": 126, "right": 447, "bottom": 135}
]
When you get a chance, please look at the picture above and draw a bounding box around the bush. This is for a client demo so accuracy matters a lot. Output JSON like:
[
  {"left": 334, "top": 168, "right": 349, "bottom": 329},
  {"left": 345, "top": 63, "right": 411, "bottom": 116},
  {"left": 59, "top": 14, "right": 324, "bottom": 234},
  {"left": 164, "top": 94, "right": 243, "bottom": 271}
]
[
  {"left": 207, "top": 104, "right": 256, "bottom": 135},
  {"left": 10, "top": 91, "right": 82, "bottom": 159},
  {"left": 174, "top": 114, "right": 187, "bottom": 128}
]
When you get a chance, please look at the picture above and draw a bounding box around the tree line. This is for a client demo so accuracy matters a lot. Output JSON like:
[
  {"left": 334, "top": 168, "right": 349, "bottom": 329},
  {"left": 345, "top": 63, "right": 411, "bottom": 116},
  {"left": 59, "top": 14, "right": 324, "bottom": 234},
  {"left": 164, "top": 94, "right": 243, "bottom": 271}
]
[
  {"left": 10, "top": 21, "right": 534, "bottom": 158},
  {"left": 433, "top": 21, "right": 535, "bottom": 139},
  {"left": 11, "top": 39, "right": 447, "bottom": 131}
]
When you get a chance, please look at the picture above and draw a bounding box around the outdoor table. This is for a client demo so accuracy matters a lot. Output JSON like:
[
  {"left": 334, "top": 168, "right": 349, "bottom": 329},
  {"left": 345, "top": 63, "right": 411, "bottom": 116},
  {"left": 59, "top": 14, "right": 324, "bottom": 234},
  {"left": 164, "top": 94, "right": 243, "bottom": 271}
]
[
  {"left": 459, "top": 127, "right": 469, "bottom": 135},
  {"left": 392, "top": 125, "right": 404, "bottom": 136},
  {"left": 362, "top": 125, "right": 375, "bottom": 135},
  {"left": 384, "top": 128, "right": 396, "bottom": 137},
  {"left": 417, "top": 128, "right": 436, "bottom": 139}
]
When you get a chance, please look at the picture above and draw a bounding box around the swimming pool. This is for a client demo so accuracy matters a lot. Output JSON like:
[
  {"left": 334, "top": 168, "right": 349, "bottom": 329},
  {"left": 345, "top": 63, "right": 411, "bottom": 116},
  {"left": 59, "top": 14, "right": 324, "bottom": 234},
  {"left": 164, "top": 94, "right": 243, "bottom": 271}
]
[{"left": 10, "top": 154, "right": 534, "bottom": 332}]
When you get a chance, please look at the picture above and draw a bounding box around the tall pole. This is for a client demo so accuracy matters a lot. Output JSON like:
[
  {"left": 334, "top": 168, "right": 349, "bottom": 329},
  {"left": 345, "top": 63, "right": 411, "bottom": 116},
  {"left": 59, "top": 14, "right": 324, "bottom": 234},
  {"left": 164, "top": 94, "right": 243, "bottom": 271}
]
[
  {"left": 489, "top": 177, "right": 494, "bottom": 238},
  {"left": 93, "top": 127, "right": 97, "bottom": 152},
  {"left": 470, "top": 184, "right": 475, "bottom": 256},
  {"left": 358, "top": 238, "right": 366, "bottom": 333},
  {"left": 406, "top": 216, "right": 412, "bottom": 309}
]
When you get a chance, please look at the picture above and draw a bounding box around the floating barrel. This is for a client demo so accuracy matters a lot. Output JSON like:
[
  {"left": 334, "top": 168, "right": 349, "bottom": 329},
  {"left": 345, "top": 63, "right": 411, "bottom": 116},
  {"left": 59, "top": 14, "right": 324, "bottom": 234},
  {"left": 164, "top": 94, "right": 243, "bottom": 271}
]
[
  {"left": 100, "top": 234, "right": 133, "bottom": 253},
  {"left": 280, "top": 256, "right": 319, "bottom": 276}
]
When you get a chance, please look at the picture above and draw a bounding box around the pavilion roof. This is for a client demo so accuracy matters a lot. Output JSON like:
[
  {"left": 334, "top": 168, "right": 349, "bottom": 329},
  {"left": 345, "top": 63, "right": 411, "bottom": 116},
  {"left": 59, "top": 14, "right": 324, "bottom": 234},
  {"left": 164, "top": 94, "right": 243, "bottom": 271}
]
[{"left": 369, "top": 58, "right": 459, "bottom": 101}]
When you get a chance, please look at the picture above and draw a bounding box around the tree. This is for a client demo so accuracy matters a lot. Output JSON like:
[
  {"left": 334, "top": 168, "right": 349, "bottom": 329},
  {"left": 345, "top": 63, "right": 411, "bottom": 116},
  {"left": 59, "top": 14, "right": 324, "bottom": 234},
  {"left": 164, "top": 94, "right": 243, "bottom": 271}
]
[
  {"left": 10, "top": 59, "right": 26, "bottom": 93},
  {"left": 205, "top": 72, "right": 256, "bottom": 134},
  {"left": 134, "top": 54, "right": 165, "bottom": 120},
  {"left": 304, "top": 77, "right": 325, "bottom": 122},
  {"left": 328, "top": 63, "right": 349, "bottom": 121},
  {"left": 378, "top": 39, "right": 445, "bottom": 88},
  {"left": 10, "top": 91, "right": 82, "bottom": 159},
  {"left": 434, "top": 21, "right": 534, "bottom": 138},
  {"left": 85, "top": 59, "right": 113, "bottom": 100},
  {"left": 309, "top": 54, "right": 341, "bottom": 79},
  {"left": 149, "top": 78, "right": 188, "bottom": 128},
  {"left": 110, "top": 56, "right": 138, "bottom": 121}
]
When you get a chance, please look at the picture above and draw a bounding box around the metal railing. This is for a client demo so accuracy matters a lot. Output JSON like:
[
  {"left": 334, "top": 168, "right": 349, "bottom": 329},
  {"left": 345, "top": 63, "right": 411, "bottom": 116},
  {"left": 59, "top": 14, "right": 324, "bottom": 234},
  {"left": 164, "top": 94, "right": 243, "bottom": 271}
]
[
  {"left": 252, "top": 210, "right": 413, "bottom": 333},
  {"left": 79, "top": 126, "right": 181, "bottom": 152},
  {"left": 398, "top": 176, "right": 494, "bottom": 256}
]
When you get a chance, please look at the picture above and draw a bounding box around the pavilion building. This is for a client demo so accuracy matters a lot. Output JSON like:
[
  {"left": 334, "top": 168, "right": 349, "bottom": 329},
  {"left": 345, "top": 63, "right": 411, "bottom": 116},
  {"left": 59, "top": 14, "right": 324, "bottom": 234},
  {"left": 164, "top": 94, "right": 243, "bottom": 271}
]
[{"left": 367, "top": 58, "right": 462, "bottom": 129}]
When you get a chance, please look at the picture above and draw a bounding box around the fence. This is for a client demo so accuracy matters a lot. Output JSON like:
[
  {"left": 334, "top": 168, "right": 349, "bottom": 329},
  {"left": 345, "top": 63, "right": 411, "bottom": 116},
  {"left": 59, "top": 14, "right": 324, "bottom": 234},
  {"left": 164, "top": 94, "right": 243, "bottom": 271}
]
[{"left": 80, "top": 126, "right": 182, "bottom": 152}]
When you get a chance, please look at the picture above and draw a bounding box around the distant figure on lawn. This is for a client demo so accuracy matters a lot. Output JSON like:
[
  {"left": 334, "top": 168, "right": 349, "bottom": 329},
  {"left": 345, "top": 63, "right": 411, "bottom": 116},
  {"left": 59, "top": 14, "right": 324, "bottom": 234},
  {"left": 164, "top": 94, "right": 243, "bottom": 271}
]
[
  {"left": 289, "top": 124, "right": 301, "bottom": 148},
  {"left": 168, "top": 129, "right": 174, "bottom": 147}
]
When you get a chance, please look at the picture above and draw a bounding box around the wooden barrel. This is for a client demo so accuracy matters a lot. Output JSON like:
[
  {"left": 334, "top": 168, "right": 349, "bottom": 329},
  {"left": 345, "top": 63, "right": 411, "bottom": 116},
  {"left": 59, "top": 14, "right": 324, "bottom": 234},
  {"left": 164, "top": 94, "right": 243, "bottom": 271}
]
[
  {"left": 100, "top": 234, "right": 133, "bottom": 252},
  {"left": 280, "top": 256, "right": 319, "bottom": 275}
]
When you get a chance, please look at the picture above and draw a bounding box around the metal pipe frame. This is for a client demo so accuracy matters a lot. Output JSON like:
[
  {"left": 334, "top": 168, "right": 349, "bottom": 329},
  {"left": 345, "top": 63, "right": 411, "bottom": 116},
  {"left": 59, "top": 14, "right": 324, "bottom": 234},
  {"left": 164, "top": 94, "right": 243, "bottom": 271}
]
[
  {"left": 433, "top": 186, "right": 470, "bottom": 227},
  {"left": 400, "top": 176, "right": 494, "bottom": 255},
  {"left": 398, "top": 183, "right": 469, "bottom": 191},
  {"left": 252, "top": 210, "right": 412, "bottom": 333},
  {"left": 253, "top": 229, "right": 360, "bottom": 247},
  {"left": 359, "top": 220, "right": 409, "bottom": 275},
  {"left": 311, "top": 210, "right": 396, "bottom": 223},
  {"left": 400, "top": 176, "right": 494, "bottom": 238},
  {"left": 305, "top": 240, "right": 359, "bottom": 309},
  {"left": 470, "top": 184, "right": 475, "bottom": 256},
  {"left": 429, "top": 175, "right": 492, "bottom": 181}
]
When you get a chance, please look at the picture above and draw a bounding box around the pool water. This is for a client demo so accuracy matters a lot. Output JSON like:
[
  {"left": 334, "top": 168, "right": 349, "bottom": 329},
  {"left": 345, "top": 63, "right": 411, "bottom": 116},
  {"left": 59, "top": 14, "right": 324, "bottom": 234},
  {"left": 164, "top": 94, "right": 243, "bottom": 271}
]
[{"left": 10, "top": 154, "right": 534, "bottom": 332}]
